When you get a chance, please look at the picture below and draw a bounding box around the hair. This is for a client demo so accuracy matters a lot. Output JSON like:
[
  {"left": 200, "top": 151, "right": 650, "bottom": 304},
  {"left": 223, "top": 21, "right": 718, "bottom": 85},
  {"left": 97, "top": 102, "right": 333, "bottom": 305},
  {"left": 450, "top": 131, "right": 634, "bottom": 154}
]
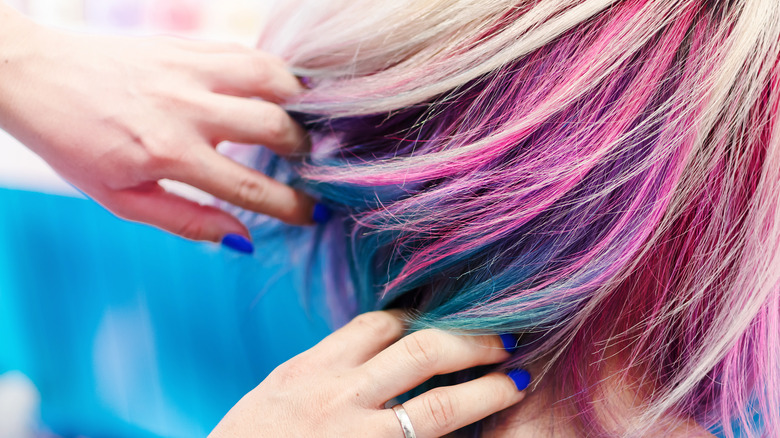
[{"left": 245, "top": 0, "right": 780, "bottom": 436}]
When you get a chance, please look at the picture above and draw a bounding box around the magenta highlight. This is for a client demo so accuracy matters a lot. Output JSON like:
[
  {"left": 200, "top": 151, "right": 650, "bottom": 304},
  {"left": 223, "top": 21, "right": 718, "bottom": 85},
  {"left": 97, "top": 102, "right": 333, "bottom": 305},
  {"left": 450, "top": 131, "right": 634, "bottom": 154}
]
[{"left": 252, "top": 0, "right": 780, "bottom": 436}]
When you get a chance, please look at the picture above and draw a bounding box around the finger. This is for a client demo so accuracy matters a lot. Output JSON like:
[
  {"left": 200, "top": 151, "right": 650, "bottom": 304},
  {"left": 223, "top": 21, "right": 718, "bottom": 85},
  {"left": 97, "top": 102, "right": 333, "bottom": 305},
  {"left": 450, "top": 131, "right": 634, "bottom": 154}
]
[
  {"left": 174, "top": 150, "right": 315, "bottom": 225},
  {"left": 164, "top": 37, "right": 302, "bottom": 100},
  {"left": 307, "top": 311, "right": 407, "bottom": 366},
  {"left": 99, "top": 182, "right": 250, "bottom": 242},
  {"left": 200, "top": 94, "right": 309, "bottom": 155},
  {"left": 359, "top": 330, "right": 510, "bottom": 402},
  {"left": 397, "top": 372, "right": 528, "bottom": 438},
  {"left": 167, "top": 36, "right": 255, "bottom": 55},
  {"left": 203, "top": 53, "right": 303, "bottom": 102}
]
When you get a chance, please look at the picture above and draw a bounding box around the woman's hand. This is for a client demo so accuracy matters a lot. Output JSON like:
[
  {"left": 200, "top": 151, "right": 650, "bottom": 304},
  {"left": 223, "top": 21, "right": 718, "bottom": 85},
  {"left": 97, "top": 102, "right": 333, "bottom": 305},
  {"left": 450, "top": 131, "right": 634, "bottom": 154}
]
[
  {"left": 210, "top": 311, "right": 530, "bottom": 438},
  {"left": 0, "top": 6, "right": 312, "bottom": 247}
]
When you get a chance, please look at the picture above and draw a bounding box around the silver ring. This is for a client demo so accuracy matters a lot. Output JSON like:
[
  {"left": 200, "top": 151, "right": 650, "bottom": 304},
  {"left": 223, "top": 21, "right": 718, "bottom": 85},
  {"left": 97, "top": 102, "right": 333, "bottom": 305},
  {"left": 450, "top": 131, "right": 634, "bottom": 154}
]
[{"left": 391, "top": 403, "right": 417, "bottom": 438}]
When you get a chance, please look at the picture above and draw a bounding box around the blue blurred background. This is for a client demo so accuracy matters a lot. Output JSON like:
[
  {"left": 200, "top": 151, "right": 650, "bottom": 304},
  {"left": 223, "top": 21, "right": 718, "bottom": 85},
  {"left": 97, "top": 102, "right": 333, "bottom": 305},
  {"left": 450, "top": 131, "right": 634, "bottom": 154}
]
[
  {"left": 0, "top": 2, "right": 332, "bottom": 436},
  {"left": 0, "top": 189, "right": 328, "bottom": 437},
  {"left": 0, "top": 187, "right": 331, "bottom": 437}
]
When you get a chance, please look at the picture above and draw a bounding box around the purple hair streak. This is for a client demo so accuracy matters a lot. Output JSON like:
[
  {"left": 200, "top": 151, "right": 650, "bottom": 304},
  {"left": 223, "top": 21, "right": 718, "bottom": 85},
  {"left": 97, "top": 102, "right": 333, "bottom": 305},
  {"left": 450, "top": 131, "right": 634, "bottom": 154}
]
[{"left": 239, "top": 0, "right": 780, "bottom": 436}]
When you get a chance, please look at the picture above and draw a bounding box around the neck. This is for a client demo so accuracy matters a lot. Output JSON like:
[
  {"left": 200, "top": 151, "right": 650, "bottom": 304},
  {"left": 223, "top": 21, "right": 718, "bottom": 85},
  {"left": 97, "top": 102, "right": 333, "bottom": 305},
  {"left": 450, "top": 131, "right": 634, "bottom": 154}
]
[{"left": 481, "top": 351, "right": 715, "bottom": 438}]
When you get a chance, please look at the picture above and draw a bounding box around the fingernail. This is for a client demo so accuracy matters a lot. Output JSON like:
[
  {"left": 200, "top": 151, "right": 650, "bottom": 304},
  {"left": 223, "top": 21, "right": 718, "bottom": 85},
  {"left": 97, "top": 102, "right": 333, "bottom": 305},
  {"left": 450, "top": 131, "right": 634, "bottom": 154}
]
[
  {"left": 499, "top": 333, "right": 519, "bottom": 354},
  {"left": 506, "top": 369, "right": 532, "bottom": 391},
  {"left": 312, "top": 203, "right": 332, "bottom": 224},
  {"left": 221, "top": 234, "right": 254, "bottom": 254}
]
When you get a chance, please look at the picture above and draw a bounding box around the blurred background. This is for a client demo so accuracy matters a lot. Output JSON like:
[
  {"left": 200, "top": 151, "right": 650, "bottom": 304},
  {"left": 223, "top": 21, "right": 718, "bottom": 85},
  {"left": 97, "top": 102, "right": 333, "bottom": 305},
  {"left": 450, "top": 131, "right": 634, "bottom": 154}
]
[{"left": 0, "top": 1, "right": 332, "bottom": 437}]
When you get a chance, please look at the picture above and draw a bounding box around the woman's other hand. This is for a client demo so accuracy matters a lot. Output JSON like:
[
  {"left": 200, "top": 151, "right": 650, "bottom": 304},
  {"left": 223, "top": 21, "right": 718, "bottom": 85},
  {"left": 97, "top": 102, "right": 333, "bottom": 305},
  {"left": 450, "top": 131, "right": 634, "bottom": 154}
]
[
  {"left": 209, "top": 311, "right": 530, "bottom": 438},
  {"left": 0, "top": 5, "right": 312, "bottom": 247}
]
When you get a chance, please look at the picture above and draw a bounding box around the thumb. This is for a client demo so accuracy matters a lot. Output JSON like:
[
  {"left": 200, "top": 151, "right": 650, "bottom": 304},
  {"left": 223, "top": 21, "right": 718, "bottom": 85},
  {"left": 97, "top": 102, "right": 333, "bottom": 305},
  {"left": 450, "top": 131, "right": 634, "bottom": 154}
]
[{"left": 99, "top": 182, "right": 253, "bottom": 250}]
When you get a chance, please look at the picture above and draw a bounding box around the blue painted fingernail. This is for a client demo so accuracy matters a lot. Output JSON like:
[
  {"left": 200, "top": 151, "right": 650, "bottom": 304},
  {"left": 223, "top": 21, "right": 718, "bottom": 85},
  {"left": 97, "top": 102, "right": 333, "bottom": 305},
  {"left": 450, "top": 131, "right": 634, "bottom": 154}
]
[
  {"left": 221, "top": 234, "right": 254, "bottom": 254},
  {"left": 312, "top": 203, "right": 332, "bottom": 224},
  {"left": 506, "top": 369, "right": 532, "bottom": 391},
  {"left": 499, "top": 333, "right": 519, "bottom": 354}
]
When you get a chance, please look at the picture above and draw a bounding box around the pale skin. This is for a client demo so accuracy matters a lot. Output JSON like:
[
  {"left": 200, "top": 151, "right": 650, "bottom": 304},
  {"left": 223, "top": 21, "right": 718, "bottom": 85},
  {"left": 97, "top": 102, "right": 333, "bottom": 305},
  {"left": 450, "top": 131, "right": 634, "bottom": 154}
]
[
  {"left": 0, "top": 4, "right": 312, "bottom": 244},
  {"left": 210, "top": 311, "right": 528, "bottom": 438},
  {"left": 211, "top": 311, "right": 715, "bottom": 438}
]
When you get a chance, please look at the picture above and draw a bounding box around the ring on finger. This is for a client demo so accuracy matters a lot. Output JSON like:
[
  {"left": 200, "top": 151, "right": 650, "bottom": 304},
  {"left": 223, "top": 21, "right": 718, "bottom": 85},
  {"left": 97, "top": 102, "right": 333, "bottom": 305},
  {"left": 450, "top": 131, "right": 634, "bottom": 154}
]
[{"left": 391, "top": 403, "right": 417, "bottom": 438}]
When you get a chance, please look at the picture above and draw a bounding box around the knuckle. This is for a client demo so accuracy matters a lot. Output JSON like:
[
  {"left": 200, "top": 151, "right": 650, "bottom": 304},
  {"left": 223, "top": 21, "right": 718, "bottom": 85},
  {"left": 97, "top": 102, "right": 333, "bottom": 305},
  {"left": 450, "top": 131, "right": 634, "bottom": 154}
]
[
  {"left": 235, "top": 174, "right": 268, "bottom": 208},
  {"left": 350, "top": 312, "right": 397, "bottom": 340},
  {"left": 157, "top": 90, "right": 194, "bottom": 113},
  {"left": 140, "top": 138, "right": 190, "bottom": 177},
  {"left": 346, "top": 368, "right": 371, "bottom": 396},
  {"left": 402, "top": 331, "right": 440, "bottom": 370},
  {"left": 423, "top": 389, "right": 457, "bottom": 431},
  {"left": 144, "top": 146, "right": 175, "bottom": 173},
  {"left": 173, "top": 214, "right": 206, "bottom": 240},
  {"left": 269, "top": 356, "right": 308, "bottom": 385}
]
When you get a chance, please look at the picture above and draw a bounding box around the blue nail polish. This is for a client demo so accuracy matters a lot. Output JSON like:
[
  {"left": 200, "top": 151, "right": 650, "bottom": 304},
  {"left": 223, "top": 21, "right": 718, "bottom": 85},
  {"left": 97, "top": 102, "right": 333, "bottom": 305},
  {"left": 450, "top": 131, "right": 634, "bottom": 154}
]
[
  {"left": 221, "top": 234, "right": 254, "bottom": 254},
  {"left": 312, "top": 203, "right": 332, "bottom": 224},
  {"left": 500, "top": 333, "right": 519, "bottom": 354},
  {"left": 507, "top": 369, "right": 532, "bottom": 391}
]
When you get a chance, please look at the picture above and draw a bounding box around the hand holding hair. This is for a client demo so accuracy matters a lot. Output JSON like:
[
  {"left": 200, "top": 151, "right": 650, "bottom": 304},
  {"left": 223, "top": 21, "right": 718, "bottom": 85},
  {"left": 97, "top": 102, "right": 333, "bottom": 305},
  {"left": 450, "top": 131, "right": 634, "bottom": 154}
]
[
  {"left": 0, "top": 4, "right": 313, "bottom": 250},
  {"left": 209, "top": 311, "right": 530, "bottom": 438}
]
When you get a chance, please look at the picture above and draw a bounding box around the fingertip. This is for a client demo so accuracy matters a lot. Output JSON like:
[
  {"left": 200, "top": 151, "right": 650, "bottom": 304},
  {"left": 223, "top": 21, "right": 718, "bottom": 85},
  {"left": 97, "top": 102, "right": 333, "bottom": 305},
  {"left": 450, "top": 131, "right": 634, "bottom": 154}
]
[
  {"left": 312, "top": 203, "right": 332, "bottom": 224},
  {"left": 506, "top": 369, "right": 532, "bottom": 392},
  {"left": 267, "top": 63, "right": 305, "bottom": 102},
  {"left": 221, "top": 233, "right": 255, "bottom": 254},
  {"left": 194, "top": 204, "right": 251, "bottom": 244},
  {"left": 285, "top": 119, "right": 311, "bottom": 155},
  {"left": 499, "top": 333, "right": 520, "bottom": 354},
  {"left": 275, "top": 190, "right": 317, "bottom": 226}
]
